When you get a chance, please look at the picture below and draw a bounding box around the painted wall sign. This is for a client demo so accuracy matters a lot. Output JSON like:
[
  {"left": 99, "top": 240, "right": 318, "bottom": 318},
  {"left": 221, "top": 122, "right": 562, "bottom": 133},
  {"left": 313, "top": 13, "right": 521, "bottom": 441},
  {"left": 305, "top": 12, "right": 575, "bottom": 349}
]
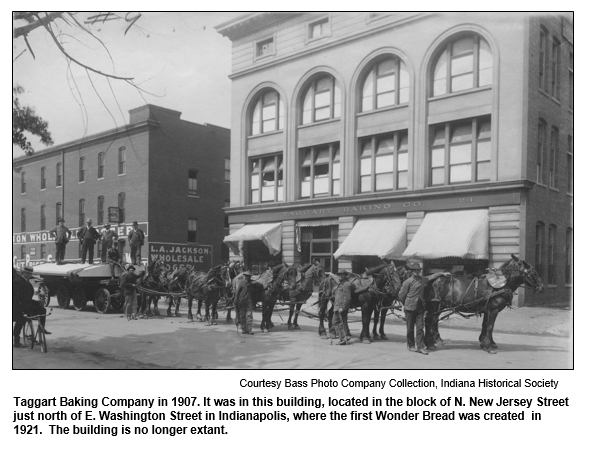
[
  {"left": 12, "top": 221, "right": 149, "bottom": 245},
  {"left": 148, "top": 242, "right": 213, "bottom": 272},
  {"left": 228, "top": 190, "right": 521, "bottom": 224}
]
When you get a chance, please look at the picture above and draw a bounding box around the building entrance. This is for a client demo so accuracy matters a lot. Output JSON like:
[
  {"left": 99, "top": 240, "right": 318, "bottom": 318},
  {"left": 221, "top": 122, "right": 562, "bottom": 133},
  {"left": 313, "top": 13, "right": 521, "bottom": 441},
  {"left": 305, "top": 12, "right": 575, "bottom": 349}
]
[{"left": 300, "top": 226, "right": 338, "bottom": 273}]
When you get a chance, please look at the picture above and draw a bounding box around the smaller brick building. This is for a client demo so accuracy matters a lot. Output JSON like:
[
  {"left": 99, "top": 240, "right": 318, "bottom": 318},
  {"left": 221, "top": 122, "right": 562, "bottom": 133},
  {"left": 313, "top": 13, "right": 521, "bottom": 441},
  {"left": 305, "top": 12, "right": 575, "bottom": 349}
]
[{"left": 13, "top": 104, "right": 231, "bottom": 272}]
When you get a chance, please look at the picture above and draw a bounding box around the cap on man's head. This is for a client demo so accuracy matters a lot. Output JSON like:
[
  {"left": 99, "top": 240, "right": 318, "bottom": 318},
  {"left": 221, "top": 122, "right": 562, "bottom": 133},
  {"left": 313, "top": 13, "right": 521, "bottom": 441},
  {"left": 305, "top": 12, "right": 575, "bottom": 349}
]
[
  {"left": 86, "top": 218, "right": 92, "bottom": 224},
  {"left": 406, "top": 261, "right": 422, "bottom": 270},
  {"left": 126, "top": 264, "right": 135, "bottom": 272},
  {"left": 23, "top": 266, "right": 34, "bottom": 273},
  {"left": 105, "top": 223, "right": 110, "bottom": 228},
  {"left": 133, "top": 221, "right": 138, "bottom": 226},
  {"left": 336, "top": 268, "right": 348, "bottom": 275}
]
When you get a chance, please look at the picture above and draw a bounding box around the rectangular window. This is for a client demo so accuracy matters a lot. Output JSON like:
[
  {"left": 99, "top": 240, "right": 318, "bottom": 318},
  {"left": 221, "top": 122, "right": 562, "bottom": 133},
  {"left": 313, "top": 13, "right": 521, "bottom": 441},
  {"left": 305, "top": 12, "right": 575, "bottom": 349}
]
[
  {"left": 56, "top": 163, "right": 62, "bottom": 187},
  {"left": 300, "top": 143, "right": 340, "bottom": 199},
  {"left": 41, "top": 167, "right": 46, "bottom": 190},
  {"left": 308, "top": 17, "right": 330, "bottom": 40},
  {"left": 539, "top": 28, "right": 547, "bottom": 91},
  {"left": 21, "top": 171, "right": 26, "bottom": 194},
  {"left": 549, "top": 128, "right": 558, "bottom": 188},
  {"left": 188, "top": 169, "right": 198, "bottom": 196},
  {"left": 21, "top": 208, "right": 26, "bottom": 232},
  {"left": 118, "top": 193, "right": 125, "bottom": 223},
  {"left": 56, "top": 203, "right": 62, "bottom": 225},
  {"left": 188, "top": 218, "right": 198, "bottom": 243},
  {"left": 565, "top": 228, "right": 573, "bottom": 284},
  {"left": 40, "top": 205, "right": 46, "bottom": 230},
  {"left": 21, "top": 245, "right": 26, "bottom": 260},
  {"left": 359, "top": 131, "right": 408, "bottom": 193},
  {"left": 118, "top": 147, "right": 126, "bottom": 175},
  {"left": 535, "top": 223, "right": 545, "bottom": 278},
  {"left": 250, "top": 155, "right": 284, "bottom": 204},
  {"left": 40, "top": 244, "right": 46, "bottom": 259},
  {"left": 551, "top": 38, "right": 561, "bottom": 100},
  {"left": 79, "top": 199, "right": 85, "bottom": 227},
  {"left": 429, "top": 116, "right": 491, "bottom": 186},
  {"left": 548, "top": 225, "right": 556, "bottom": 284},
  {"left": 256, "top": 37, "right": 274, "bottom": 58},
  {"left": 98, "top": 153, "right": 105, "bottom": 179},
  {"left": 79, "top": 157, "right": 85, "bottom": 182},
  {"left": 567, "top": 135, "right": 573, "bottom": 194},
  {"left": 537, "top": 122, "right": 546, "bottom": 184},
  {"left": 97, "top": 196, "right": 104, "bottom": 225},
  {"left": 224, "top": 158, "right": 231, "bottom": 182}
]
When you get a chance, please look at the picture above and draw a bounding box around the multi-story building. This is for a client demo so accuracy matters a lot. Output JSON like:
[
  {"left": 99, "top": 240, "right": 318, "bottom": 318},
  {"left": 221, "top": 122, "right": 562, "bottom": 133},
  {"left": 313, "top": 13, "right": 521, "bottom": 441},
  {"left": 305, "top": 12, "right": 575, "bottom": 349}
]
[
  {"left": 13, "top": 104, "right": 231, "bottom": 272},
  {"left": 216, "top": 12, "right": 573, "bottom": 306}
]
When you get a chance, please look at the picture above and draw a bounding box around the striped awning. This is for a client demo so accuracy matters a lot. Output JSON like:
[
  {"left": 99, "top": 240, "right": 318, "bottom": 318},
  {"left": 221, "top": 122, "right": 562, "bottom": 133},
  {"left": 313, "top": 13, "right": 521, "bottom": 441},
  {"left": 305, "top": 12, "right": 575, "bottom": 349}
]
[
  {"left": 402, "top": 209, "right": 489, "bottom": 260},
  {"left": 334, "top": 217, "right": 407, "bottom": 260},
  {"left": 223, "top": 222, "right": 282, "bottom": 256}
]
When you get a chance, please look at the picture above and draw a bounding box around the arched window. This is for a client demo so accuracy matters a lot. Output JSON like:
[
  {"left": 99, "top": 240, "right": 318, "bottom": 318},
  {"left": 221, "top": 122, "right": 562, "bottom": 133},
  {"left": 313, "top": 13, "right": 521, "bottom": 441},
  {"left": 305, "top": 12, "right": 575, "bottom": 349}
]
[
  {"left": 548, "top": 224, "right": 557, "bottom": 285},
  {"left": 535, "top": 222, "right": 545, "bottom": 278},
  {"left": 97, "top": 196, "right": 105, "bottom": 225},
  {"left": 98, "top": 152, "right": 105, "bottom": 178},
  {"left": 432, "top": 35, "right": 492, "bottom": 96},
  {"left": 301, "top": 75, "right": 341, "bottom": 124},
  {"left": 21, "top": 208, "right": 26, "bottom": 232},
  {"left": 118, "top": 193, "right": 126, "bottom": 223},
  {"left": 79, "top": 157, "right": 86, "bottom": 182},
  {"left": 537, "top": 120, "right": 547, "bottom": 184},
  {"left": 361, "top": 56, "right": 409, "bottom": 111},
  {"left": 79, "top": 199, "right": 85, "bottom": 227},
  {"left": 56, "top": 162, "right": 62, "bottom": 187},
  {"left": 40, "top": 205, "right": 46, "bottom": 230},
  {"left": 21, "top": 171, "right": 26, "bottom": 194},
  {"left": 551, "top": 37, "right": 561, "bottom": 100},
  {"left": 250, "top": 90, "right": 284, "bottom": 135},
  {"left": 55, "top": 202, "right": 62, "bottom": 225},
  {"left": 40, "top": 166, "right": 46, "bottom": 189},
  {"left": 539, "top": 27, "right": 548, "bottom": 91}
]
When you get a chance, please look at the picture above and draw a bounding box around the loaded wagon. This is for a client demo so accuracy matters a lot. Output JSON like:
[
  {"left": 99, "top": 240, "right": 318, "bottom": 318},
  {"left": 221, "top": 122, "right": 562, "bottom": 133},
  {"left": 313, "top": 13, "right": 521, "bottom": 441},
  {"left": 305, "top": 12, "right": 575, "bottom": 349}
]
[{"left": 31, "top": 262, "right": 144, "bottom": 314}]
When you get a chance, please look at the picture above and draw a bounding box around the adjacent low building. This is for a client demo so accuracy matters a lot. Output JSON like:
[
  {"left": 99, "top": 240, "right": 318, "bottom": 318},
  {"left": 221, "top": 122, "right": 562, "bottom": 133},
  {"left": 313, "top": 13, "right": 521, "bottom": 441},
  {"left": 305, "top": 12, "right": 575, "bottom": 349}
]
[
  {"left": 216, "top": 12, "right": 573, "bottom": 305},
  {"left": 13, "top": 104, "right": 231, "bottom": 272}
]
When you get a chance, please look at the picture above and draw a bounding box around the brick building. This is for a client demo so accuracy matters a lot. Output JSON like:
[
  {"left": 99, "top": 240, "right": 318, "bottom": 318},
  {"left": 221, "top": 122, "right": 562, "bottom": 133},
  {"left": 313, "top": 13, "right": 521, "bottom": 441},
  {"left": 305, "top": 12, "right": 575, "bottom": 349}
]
[
  {"left": 216, "top": 12, "right": 573, "bottom": 306},
  {"left": 13, "top": 104, "right": 231, "bottom": 271}
]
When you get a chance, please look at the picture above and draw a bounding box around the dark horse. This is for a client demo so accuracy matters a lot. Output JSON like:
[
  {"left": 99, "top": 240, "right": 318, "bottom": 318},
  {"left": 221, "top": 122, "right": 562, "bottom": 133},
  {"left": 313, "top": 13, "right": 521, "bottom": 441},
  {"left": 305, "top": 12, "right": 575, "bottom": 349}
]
[
  {"left": 317, "top": 261, "right": 401, "bottom": 343},
  {"left": 424, "top": 254, "right": 545, "bottom": 353},
  {"left": 370, "top": 262, "right": 407, "bottom": 340},
  {"left": 284, "top": 262, "right": 326, "bottom": 330},
  {"left": 188, "top": 265, "right": 225, "bottom": 324},
  {"left": 138, "top": 259, "right": 167, "bottom": 316},
  {"left": 219, "top": 260, "right": 245, "bottom": 323}
]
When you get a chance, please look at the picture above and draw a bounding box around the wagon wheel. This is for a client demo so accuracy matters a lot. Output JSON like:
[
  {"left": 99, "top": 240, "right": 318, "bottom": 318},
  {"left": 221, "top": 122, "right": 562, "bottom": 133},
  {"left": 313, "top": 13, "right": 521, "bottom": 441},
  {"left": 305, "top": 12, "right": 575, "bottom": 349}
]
[
  {"left": 72, "top": 286, "right": 87, "bottom": 311},
  {"left": 56, "top": 285, "right": 71, "bottom": 309},
  {"left": 110, "top": 292, "right": 125, "bottom": 311},
  {"left": 94, "top": 288, "right": 111, "bottom": 314},
  {"left": 38, "top": 283, "right": 51, "bottom": 307}
]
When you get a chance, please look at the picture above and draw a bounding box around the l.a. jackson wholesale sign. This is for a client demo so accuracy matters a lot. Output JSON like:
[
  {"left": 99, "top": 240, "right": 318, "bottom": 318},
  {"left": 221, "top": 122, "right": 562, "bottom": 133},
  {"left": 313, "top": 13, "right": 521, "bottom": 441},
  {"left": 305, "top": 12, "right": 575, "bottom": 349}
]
[
  {"left": 12, "top": 222, "right": 149, "bottom": 245},
  {"left": 148, "top": 242, "right": 212, "bottom": 272}
]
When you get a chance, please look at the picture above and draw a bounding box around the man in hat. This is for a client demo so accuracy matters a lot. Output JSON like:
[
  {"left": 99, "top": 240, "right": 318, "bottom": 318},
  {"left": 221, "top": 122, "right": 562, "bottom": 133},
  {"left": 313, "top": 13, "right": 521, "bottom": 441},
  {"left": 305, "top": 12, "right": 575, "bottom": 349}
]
[
  {"left": 120, "top": 264, "right": 144, "bottom": 320},
  {"left": 234, "top": 271, "right": 257, "bottom": 334},
  {"left": 77, "top": 218, "right": 100, "bottom": 264},
  {"left": 49, "top": 218, "right": 71, "bottom": 264},
  {"left": 398, "top": 261, "right": 450, "bottom": 355},
  {"left": 100, "top": 223, "right": 118, "bottom": 263},
  {"left": 107, "top": 242, "right": 121, "bottom": 279},
  {"left": 127, "top": 221, "right": 145, "bottom": 265},
  {"left": 332, "top": 269, "right": 353, "bottom": 345},
  {"left": 13, "top": 267, "right": 50, "bottom": 347}
]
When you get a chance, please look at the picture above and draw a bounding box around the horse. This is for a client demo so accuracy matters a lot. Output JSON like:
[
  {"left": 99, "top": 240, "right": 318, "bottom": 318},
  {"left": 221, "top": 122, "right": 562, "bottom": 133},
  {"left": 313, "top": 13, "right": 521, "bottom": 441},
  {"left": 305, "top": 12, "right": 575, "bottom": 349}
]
[
  {"left": 424, "top": 254, "right": 545, "bottom": 354},
  {"left": 284, "top": 262, "right": 326, "bottom": 330},
  {"left": 138, "top": 259, "right": 167, "bottom": 317},
  {"left": 370, "top": 262, "right": 406, "bottom": 340},
  {"left": 219, "top": 260, "right": 245, "bottom": 323},
  {"left": 317, "top": 261, "right": 401, "bottom": 343},
  {"left": 162, "top": 266, "right": 190, "bottom": 317},
  {"left": 188, "top": 265, "right": 225, "bottom": 324}
]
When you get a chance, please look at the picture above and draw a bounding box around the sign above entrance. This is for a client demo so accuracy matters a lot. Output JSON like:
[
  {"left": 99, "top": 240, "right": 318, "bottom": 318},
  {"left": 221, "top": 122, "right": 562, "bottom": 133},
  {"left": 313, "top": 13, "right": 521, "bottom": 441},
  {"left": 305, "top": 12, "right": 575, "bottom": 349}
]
[
  {"left": 228, "top": 190, "right": 521, "bottom": 224},
  {"left": 148, "top": 242, "right": 212, "bottom": 272}
]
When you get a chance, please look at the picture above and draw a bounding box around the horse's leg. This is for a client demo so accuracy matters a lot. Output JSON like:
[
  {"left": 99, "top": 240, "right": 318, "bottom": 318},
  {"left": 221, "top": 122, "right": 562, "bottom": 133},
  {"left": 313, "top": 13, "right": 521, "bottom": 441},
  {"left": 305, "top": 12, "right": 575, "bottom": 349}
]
[
  {"left": 166, "top": 296, "right": 173, "bottom": 317},
  {"left": 211, "top": 295, "right": 218, "bottom": 325},
  {"left": 328, "top": 304, "right": 335, "bottom": 339},
  {"left": 318, "top": 298, "right": 327, "bottom": 337},
  {"left": 175, "top": 296, "right": 180, "bottom": 317},
  {"left": 260, "top": 298, "right": 268, "bottom": 333},
  {"left": 226, "top": 306, "right": 233, "bottom": 323},
  {"left": 481, "top": 308, "right": 500, "bottom": 354},
  {"left": 372, "top": 306, "right": 381, "bottom": 340},
  {"left": 153, "top": 295, "right": 160, "bottom": 316},
  {"left": 267, "top": 299, "right": 275, "bottom": 330},
  {"left": 360, "top": 298, "right": 373, "bottom": 344},
  {"left": 196, "top": 297, "right": 203, "bottom": 322},
  {"left": 287, "top": 301, "right": 295, "bottom": 330},
  {"left": 479, "top": 312, "right": 489, "bottom": 348},
  {"left": 187, "top": 295, "right": 193, "bottom": 320},
  {"left": 293, "top": 302, "right": 302, "bottom": 329},
  {"left": 378, "top": 300, "right": 389, "bottom": 340},
  {"left": 424, "top": 303, "right": 440, "bottom": 350}
]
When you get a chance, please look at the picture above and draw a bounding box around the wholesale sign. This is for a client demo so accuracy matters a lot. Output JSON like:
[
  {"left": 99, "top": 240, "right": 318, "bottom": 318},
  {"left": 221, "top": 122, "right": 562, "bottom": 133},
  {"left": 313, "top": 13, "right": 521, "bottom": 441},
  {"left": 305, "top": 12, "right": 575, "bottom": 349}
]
[{"left": 148, "top": 242, "right": 212, "bottom": 272}]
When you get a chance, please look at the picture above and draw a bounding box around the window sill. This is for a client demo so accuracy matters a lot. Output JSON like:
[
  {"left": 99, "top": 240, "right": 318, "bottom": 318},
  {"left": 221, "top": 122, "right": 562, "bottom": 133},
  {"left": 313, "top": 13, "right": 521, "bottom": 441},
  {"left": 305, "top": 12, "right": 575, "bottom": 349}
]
[
  {"left": 40, "top": 188, "right": 46, "bottom": 192},
  {"left": 547, "top": 284, "right": 558, "bottom": 289},
  {"left": 549, "top": 186, "right": 559, "bottom": 193},
  {"left": 568, "top": 108, "right": 573, "bottom": 114},
  {"left": 536, "top": 182, "right": 548, "bottom": 188},
  {"left": 56, "top": 185, "right": 62, "bottom": 189},
  {"left": 79, "top": 181, "right": 85, "bottom": 184},
  {"left": 20, "top": 192, "right": 26, "bottom": 195},
  {"left": 118, "top": 173, "right": 126, "bottom": 177},
  {"left": 298, "top": 117, "right": 340, "bottom": 130},
  {"left": 357, "top": 103, "right": 408, "bottom": 117},
  {"left": 248, "top": 129, "right": 283, "bottom": 139},
  {"left": 565, "top": 284, "right": 573, "bottom": 288},
  {"left": 188, "top": 194, "right": 200, "bottom": 199},
  {"left": 550, "top": 97, "right": 562, "bottom": 106},
  {"left": 428, "top": 85, "right": 491, "bottom": 102},
  {"left": 97, "top": 177, "right": 105, "bottom": 181},
  {"left": 538, "top": 89, "right": 551, "bottom": 99},
  {"left": 253, "top": 52, "right": 276, "bottom": 63},
  {"left": 567, "top": 192, "right": 573, "bottom": 197}
]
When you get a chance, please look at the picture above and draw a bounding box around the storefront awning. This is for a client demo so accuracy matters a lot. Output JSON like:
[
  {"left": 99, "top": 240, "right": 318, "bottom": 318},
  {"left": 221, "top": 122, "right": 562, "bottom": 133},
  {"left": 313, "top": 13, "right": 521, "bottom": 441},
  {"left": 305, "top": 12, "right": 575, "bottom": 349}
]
[
  {"left": 334, "top": 217, "right": 407, "bottom": 260},
  {"left": 223, "top": 222, "right": 282, "bottom": 256},
  {"left": 402, "top": 209, "right": 489, "bottom": 260}
]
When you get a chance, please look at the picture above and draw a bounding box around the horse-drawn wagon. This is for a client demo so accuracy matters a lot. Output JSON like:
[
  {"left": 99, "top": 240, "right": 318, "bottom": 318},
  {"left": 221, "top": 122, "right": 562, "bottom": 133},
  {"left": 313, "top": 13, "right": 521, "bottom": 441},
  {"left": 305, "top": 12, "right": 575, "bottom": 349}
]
[{"left": 31, "top": 261, "right": 143, "bottom": 314}]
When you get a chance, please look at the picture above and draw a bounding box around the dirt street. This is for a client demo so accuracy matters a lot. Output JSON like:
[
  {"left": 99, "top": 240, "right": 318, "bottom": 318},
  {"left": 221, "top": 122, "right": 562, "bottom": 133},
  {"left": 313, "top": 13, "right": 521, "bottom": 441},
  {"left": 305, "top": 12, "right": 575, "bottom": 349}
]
[{"left": 13, "top": 298, "right": 572, "bottom": 369}]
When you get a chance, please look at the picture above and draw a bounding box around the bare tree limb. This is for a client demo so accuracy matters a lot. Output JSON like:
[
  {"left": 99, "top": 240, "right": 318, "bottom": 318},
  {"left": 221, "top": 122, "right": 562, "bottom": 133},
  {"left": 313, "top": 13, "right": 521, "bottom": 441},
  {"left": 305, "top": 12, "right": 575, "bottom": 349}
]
[{"left": 13, "top": 12, "right": 64, "bottom": 38}]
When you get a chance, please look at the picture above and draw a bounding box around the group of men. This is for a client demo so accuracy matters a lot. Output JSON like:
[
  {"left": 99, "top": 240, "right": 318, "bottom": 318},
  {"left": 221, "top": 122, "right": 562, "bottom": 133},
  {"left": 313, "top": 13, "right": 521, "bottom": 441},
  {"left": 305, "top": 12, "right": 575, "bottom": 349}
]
[
  {"left": 47, "top": 219, "right": 145, "bottom": 266},
  {"left": 12, "top": 266, "right": 50, "bottom": 347}
]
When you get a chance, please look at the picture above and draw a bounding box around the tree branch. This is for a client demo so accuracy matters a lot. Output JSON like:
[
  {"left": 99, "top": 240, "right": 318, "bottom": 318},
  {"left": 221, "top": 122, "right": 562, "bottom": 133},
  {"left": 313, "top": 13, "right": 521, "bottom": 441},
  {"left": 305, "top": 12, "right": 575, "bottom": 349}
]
[{"left": 13, "top": 12, "right": 64, "bottom": 38}]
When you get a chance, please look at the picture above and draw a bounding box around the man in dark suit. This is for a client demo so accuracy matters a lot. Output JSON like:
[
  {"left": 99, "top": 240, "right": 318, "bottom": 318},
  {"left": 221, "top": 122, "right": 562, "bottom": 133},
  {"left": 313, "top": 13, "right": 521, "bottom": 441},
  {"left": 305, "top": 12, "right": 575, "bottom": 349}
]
[
  {"left": 77, "top": 218, "right": 100, "bottom": 264},
  {"left": 127, "top": 221, "right": 145, "bottom": 265}
]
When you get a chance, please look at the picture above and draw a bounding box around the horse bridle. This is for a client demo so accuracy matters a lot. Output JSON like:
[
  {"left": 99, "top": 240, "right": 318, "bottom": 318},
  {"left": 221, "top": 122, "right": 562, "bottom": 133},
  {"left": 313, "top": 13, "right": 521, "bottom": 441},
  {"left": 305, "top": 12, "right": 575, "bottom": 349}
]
[{"left": 502, "top": 261, "right": 542, "bottom": 292}]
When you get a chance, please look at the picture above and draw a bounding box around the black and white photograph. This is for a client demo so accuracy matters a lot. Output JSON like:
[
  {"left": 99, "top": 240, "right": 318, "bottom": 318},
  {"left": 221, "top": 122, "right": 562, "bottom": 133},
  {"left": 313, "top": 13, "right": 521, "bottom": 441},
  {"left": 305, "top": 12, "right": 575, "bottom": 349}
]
[{"left": 13, "top": 11, "right": 573, "bottom": 371}]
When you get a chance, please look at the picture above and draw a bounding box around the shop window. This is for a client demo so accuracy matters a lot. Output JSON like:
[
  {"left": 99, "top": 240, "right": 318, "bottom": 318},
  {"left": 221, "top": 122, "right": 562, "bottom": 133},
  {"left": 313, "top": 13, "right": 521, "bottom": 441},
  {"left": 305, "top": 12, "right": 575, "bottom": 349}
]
[
  {"left": 537, "top": 120, "right": 546, "bottom": 184},
  {"left": 567, "top": 135, "right": 573, "bottom": 194},
  {"left": 360, "top": 131, "right": 408, "bottom": 193},
  {"left": 98, "top": 152, "right": 105, "bottom": 179},
  {"left": 79, "top": 157, "right": 85, "bottom": 182},
  {"left": 97, "top": 196, "right": 104, "bottom": 225},
  {"left": 251, "top": 90, "right": 284, "bottom": 135},
  {"left": 225, "top": 158, "right": 231, "bottom": 182},
  {"left": 432, "top": 35, "right": 492, "bottom": 97},
  {"left": 565, "top": 228, "right": 572, "bottom": 284},
  {"left": 118, "top": 147, "right": 126, "bottom": 175},
  {"left": 21, "top": 208, "right": 26, "bottom": 232},
  {"left": 118, "top": 193, "right": 125, "bottom": 223},
  {"left": 300, "top": 226, "right": 339, "bottom": 273},
  {"left": 56, "top": 162, "right": 62, "bottom": 187},
  {"left": 21, "top": 171, "right": 26, "bottom": 194},
  {"left": 188, "top": 169, "right": 198, "bottom": 196},
  {"left": 539, "top": 27, "right": 548, "bottom": 91},
  {"left": 429, "top": 116, "right": 491, "bottom": 186},
  {"left": 188, "top": 218, "right": 198, "bottom": 243},
  {"left": 535, "top": 222, "right": 545, "bottom": 278},
  {"left": 361, "top": 56, "right": 409, "bottom": 111},
  {"left": 549, "top": 127, "right": 558, "bottom": 188},
  {"left": 40, "top": 166, "right": 46, "bottom": 189},
  {"left": 55, "top": 203, "right": 62, "bottom": 225},
  {"left": 40, "top": 205, "right": 46, "bottom": 230},
  {"left": 548, "top": 224, "right": 556, "bottom": 285},
  {"left": 301, "top": 76, "right": 341, "bottom": 124},
  {"left": 300, "top": 143, "right": 340, "bottom": 199},
  {"left": 79, "top": 199, "right": 85, "bottom": 227},
  {"left": 250, "top": 154, "right": 283, "bottom": 204},
  {"left": 551, "top": 38, "right": 561, "bottom": 100}
]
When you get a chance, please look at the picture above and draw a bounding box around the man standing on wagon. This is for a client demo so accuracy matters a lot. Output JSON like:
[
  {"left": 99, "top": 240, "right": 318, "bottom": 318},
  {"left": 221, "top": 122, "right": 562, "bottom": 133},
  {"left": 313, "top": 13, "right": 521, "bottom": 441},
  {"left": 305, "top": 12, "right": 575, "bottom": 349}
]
[
  {"left": 77, "top": 218, "right": 100, "bottom": 264},
  {"left": 128, "top": 221, "right": 145, "bottom": 265},
  {"left": 398, "top": 261, "right": 449, "bottom": 355},
  {"left": 49, "top": 218, "right": 71, "bottom": 264},
  {"left": 100, "top": 223, "right": 118, "bottom": 263}
]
